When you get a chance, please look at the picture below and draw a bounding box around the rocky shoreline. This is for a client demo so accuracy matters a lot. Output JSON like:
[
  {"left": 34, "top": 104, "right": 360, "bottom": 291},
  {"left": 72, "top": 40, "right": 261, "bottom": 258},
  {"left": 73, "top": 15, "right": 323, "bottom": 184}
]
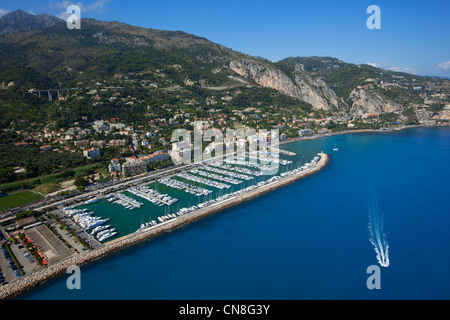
[{"left": 0, "top": 153, "right": 329, "bottom": 300}]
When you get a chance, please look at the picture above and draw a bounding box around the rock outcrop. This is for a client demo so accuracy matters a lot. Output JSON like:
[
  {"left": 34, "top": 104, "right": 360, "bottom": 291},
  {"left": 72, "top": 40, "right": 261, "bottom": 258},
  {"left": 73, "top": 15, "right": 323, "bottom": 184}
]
[
  {"left": 348, "top": 87, "right": 403, "bottom": 116},
  {"left": 229, "top": 59, "right": 342, "bottom": 111}
]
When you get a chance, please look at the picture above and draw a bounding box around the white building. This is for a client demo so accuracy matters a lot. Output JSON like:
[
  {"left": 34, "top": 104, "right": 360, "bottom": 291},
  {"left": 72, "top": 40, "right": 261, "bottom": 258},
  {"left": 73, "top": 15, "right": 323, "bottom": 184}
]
[{"left": 83, "top": 147, "right": 101, "bottom": 158}]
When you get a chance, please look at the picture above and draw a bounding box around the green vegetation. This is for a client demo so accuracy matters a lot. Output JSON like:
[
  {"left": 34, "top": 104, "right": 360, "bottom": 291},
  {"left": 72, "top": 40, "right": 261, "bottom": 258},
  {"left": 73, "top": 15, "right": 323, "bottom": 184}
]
[
  {"left": 33, "top": 183, "right": 60, "bottom": 195},
  {"left": 402, "top": 109, "right": 420, "bottom": 125},
  {"left": 3, "top": 243, "right": 25, "bottom": 276},
  {"left": 380, "top": 112, "right": 400, "bottom": 125},
  {"left": 15, "top": 209, "right": 35, "bottom": 219},
  {"left": 74, "top": 176, "right": 88, "bottom": 188},
  {"left": 0, "top": 191, "right": 43, "bottom": 211},
  {"left": 0, "top": 144, "right": 88, "bottom": 181},
  {"left": 0, "top": 160, "right": 102, "bottom": 194}
]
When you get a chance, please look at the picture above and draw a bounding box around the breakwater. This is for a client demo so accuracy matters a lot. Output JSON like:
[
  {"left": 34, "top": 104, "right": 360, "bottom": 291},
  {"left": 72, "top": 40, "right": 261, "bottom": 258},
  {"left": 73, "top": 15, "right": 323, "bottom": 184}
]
[{"left": 0, "top": 153, "right": 329, "bottom": 300}]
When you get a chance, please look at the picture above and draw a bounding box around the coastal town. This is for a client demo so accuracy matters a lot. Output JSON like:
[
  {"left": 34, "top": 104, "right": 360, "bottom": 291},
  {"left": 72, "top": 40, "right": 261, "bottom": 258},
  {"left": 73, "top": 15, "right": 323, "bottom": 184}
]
[
  {"left": 0, "top": 5, "right": 449, "bottom": 301},
  {"left": 0, "top": 69, "right": 449, "bottom": 297}
]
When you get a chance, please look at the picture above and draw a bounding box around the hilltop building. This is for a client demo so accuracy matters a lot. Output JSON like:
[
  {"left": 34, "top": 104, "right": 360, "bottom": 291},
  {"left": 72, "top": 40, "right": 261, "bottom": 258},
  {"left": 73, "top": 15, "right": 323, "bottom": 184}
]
[
  {"left": 108, "top": 159, "right": 121, "bottom": 173},
  {"left": 83, "top": 147, "right": 100, "bottom": 158},
  {"left": 121, "top": 158, "right": 147, "bottom": 177}
]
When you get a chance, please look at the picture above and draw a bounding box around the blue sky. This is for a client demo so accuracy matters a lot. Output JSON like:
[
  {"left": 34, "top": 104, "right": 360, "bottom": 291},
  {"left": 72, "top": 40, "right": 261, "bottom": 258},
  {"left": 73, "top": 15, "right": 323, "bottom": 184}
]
[{"left": 1, "top": 0, "right": 449, "bottom": 77}]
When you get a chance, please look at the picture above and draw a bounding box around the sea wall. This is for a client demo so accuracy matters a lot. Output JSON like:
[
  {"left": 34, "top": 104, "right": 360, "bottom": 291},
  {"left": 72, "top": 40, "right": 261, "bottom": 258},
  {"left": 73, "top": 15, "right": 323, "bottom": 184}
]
[{"left": 0, "top": 153, "right": 329, "bottom": 300}]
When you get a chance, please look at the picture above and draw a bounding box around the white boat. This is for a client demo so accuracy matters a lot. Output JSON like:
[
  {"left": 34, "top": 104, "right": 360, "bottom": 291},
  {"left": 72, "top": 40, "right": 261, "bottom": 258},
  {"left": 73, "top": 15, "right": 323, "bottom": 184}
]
[
  {"left": 91, "top": 225, "right": 110, "bottom": 235},
  {"left": 85, "top": 197, "right": 100, "bottom": 205},
  {"left": 99, "top": 231, "right": 117, "bottom": 242},
  {"left": 333, "top": 144, "right": 338, "bottom": 151}
]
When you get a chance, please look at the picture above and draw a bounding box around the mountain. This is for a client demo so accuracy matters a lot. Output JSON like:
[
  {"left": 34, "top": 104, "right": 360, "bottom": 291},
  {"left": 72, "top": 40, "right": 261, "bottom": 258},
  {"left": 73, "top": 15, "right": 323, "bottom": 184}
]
[
  {"left": 279, "top": 56, "right": 449, "bottom": 117},
  {"left": 0, "top": 12, "right": 347, "bottom": 112},
  {"left": 0, "top": 11, "right": 339, "bottom": 112},
  {"left": 0, "top": 10, "right": 64, "bottom": 36},
  {"left": 229, "top": 58, "right": 344, "bottom": 111},
  {"left": 0, "top": 10, "right": 448, "bottom": 128}
]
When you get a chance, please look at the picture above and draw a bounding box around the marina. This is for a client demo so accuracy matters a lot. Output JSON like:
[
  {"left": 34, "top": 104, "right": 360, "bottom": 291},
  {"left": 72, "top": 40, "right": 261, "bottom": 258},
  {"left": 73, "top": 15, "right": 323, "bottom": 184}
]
[
  {"left": 209, "top": 162, "right": 263, "bottom": 176},
  {"left": 55, "top": 152, "right": 321, "bottom": 246},
  {"left": 158, "top": 177, "right": 212, "bottom": 196},
  {"left": 246, "top": 154, "right": 293, "bottom": 166},
  {"left": 57, "top": 151, "right": 323, "bottom": 242},
  {"left": 200, "top": 166, "right": 254, "bottom": 181},
  {"left": 75, "top": 152, "right": 322, "bottom": 237},
  {"left": 1, "top": 147, "right": 330, "bottom": 300},
  {"left": 127, "top": 185, "right": 178, "bottom": 206},
  {"left": 128, "top": 151, "right": 327, "bottom": 232},
  {"left": 61, "top": 207, "right": 111, "bottom": 234},
  {"left": 107, "top": 193, "right": 143, "bottom": 209},
  {"left": 176, "top": 172, "right": 231, "bottom": 189},
  {"left": 190, "top": 168, "right": 243, "bottom": 185},
  {"left": 225, "top": 158, "right": 274, "bottom": 172}
]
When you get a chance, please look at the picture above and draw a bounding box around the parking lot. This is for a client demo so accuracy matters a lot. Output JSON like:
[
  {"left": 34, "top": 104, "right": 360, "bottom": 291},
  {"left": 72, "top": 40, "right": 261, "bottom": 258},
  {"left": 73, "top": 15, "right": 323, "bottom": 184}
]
[
  {"left": 0, "top": 228, "right": 40, "bottom": 284},
  {"left": 0, "top": 245, "right": 22, "bottom": 284}
]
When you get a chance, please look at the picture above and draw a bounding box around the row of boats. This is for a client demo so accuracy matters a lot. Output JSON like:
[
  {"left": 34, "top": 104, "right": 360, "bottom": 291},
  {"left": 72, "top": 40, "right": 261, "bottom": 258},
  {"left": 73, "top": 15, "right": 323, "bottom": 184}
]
[
  {"left": 140, "top": 220, "right": 157, "bottom": 229},
  {"left": 190, "top": 168, "right": 242, "bottom": 185},
  {"left": 128, "top": 185, "right": 178, "bottom": 206},
  {"left": 139, "top": 154, "right": 322, "bottom": 231},
  {"left": 225, "top": 158, "right": 275, "bottom": 172},
  {"left": 107, "top": 193, "right": 143, "bottom": 210},
  {"left": 246, "top": 154, "right": 293, "bottom": 166},
  {"left": 85, "top": 197, "right": 100, "bottom": 205},
  {"left": 158, "top": 177, "right": 212, "bottom": 196},
  {"left": 280, "top": 156, "right": 320, "bottom": 178},
  {"left": 210, "top": 162, "right": 262, "bottom": 176},
  {"left": 138, "top": 212, "right": 179, "bottom": 231},
  {"left": 201, "top": 165, "right": 254, "bottom": 181},
  {"left": 176, "top": 172, "right": 231, "bottom": 190},
  {"left": 61, "top": 207, "right": 117, "bottom": 242},
  {"left": 67, "top": 152, "right": 320, "bottom": 242},
  {"left": 91, "top": 225, "right": 117, "bottom": 242},
  {"left": 62, "top": 207, "right": 89, "bottom": 217}
]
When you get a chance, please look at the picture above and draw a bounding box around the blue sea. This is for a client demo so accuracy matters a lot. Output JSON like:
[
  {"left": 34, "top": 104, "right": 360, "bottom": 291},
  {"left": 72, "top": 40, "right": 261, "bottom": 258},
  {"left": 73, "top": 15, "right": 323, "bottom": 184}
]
[{"left": 19, "top": 127, "right": 450, "bottom": 299}]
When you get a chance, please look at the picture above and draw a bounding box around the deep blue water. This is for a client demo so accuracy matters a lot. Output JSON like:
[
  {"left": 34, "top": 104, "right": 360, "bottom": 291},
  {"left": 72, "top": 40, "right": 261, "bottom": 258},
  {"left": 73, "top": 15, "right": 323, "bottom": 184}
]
[{"left": 19, "top": 127, "right": 450, "bottom": 299}]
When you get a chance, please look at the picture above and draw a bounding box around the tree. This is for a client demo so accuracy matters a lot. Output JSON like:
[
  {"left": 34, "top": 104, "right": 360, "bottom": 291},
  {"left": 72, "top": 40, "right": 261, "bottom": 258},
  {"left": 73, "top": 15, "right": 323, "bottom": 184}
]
[
  {"left": 74, "top": 176, "right": 88, "bottom": 188},
  {"left": 16, "top": 209, "right": 35, "bottom": 219}
]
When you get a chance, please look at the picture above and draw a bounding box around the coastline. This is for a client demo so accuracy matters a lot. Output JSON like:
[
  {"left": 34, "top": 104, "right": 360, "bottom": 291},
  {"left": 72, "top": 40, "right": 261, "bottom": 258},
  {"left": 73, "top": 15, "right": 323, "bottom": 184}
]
[
  {"left": 2, "top": 124, "right": 449, "bottom": 300},
  {"left": 1, "top": 153, "right": 329, "bottom": 300},
  {"left": 279, "top": 123, "right": 450, "bottom": 146}
]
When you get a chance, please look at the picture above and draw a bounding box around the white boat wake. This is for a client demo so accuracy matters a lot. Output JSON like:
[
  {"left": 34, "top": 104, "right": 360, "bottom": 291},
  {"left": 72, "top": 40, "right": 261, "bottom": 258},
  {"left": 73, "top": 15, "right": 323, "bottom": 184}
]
[{"left": 368, "top": 182, "right": 390, "bottom": 267}]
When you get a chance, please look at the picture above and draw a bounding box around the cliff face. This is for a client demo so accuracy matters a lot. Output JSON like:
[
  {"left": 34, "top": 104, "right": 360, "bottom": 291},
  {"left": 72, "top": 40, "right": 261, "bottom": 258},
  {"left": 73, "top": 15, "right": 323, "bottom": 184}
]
[
  {"left": 292, "top": 64, "right": 342, "bottom": 111},
  {"left": 415, "top": 108, "right": 450, "bottom": 122},
  {"left": 229, "top": 59, "right": 343, "bottom": 111},
  {"left": 348, "top": 88, "right": 403, "bottom": 116}
]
